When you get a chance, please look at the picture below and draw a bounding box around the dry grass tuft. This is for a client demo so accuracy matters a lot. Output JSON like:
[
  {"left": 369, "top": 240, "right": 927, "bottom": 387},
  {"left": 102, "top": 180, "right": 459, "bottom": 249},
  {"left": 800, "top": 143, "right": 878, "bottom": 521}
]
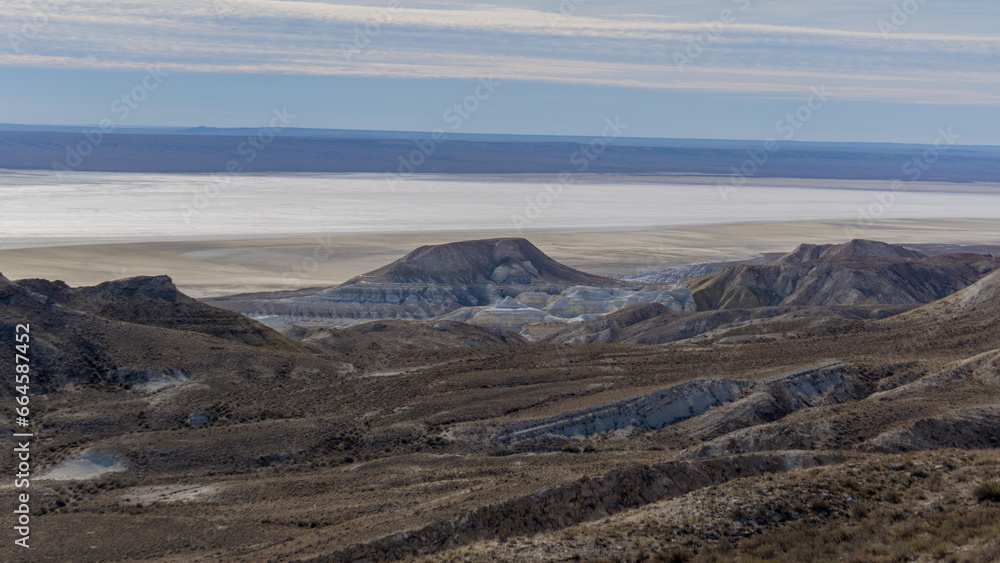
[{"left": 974, "top": 480, "right": 1000, "bottom": 503}]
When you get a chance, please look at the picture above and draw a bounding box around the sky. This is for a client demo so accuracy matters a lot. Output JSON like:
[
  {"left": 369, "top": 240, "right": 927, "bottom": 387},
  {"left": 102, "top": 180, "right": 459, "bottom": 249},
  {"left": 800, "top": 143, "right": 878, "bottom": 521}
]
[{"left": 1, "top": 0, "right": 998, "bottom": 144}]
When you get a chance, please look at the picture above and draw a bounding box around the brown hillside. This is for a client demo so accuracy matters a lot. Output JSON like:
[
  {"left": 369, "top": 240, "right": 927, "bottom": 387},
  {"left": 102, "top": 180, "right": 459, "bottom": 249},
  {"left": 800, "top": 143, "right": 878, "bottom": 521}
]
[{"left": 687, "top": 246, "right": 999, "bottom": 310}]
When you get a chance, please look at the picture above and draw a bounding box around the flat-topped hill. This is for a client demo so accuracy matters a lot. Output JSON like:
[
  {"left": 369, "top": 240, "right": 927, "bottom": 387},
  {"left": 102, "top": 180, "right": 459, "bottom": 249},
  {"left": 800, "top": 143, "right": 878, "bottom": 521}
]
[
  {"left": 354, "top": 238, "right": 619, "bottom": 287},
  {"left": 207, "top": 238, "right": 651, "bottom": 327}
]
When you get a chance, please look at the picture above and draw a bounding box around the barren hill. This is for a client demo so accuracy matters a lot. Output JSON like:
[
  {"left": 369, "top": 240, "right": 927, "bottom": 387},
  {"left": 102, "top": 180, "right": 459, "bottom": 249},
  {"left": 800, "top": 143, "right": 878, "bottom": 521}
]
[
  {"left": 358, "top": 238, "right": 616, "bottom": 287},
  {"left": 207, "top": 238, "right": 640, "bottom": 326},
  {"left": 775, "top": 239, "right": 927, "bottom": 264},
  {"left": 16, "top": 275, "right": 302, "bottom": 351},
  {"left": 687, "top": 241, "right": 999, "bottom": 310},
  {"left": 0, "top": 273, "right": 306, "bottom": 390}
]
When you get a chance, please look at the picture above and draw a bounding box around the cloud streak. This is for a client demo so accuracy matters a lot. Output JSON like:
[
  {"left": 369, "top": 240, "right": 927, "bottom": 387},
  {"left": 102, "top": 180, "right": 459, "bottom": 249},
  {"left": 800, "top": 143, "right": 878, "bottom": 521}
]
[{"left": 1, "top": 0, "right": 997, "bottom": 105}]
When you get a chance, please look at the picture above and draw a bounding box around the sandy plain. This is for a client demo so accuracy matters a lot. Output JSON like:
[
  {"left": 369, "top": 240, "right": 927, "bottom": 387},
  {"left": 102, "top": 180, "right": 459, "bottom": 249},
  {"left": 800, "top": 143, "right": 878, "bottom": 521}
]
[{"left": 2, "top": 217, "right": 1000, "bottom": 297}]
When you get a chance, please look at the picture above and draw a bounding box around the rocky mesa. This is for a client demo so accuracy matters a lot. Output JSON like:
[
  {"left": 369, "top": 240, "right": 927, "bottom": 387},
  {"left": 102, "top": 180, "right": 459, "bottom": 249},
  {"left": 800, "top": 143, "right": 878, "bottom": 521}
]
[{"left": 206, "top": 238, "right": 694, "bottom": 335}]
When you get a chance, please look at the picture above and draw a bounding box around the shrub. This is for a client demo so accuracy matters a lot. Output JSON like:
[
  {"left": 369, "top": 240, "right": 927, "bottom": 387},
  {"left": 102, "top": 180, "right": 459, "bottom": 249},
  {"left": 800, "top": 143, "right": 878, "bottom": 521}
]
[
  {"left": 974, "top": 480, "right": 1000, "bottom": 503},
  {"left": 652, "top": 549, "right": 691, "bottom": 563},
  {"left": 730, "top": 506, "right": 749, "bottom": 520},
  {"left": 810, "top": 498, "right": 832, "bottom": 513},
  {"left": 850, "top": 502, "right": 869, "bottom": 519}
]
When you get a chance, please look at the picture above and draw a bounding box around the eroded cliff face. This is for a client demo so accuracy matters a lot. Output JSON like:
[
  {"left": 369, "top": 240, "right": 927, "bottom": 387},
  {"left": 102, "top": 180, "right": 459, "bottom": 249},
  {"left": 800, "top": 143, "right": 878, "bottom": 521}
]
[
  {"left": 503, "top": 379, "right": 751, "bottom": 443},
  {"left": 502, "top": 363, "right": 873, "bottom": 445}
]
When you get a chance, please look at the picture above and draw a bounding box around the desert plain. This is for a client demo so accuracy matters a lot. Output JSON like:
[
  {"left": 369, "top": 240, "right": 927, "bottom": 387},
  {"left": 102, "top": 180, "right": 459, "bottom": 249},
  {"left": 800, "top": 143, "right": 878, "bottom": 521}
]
[{"left": 2, "top": 174, "right": 1000, "bottom": 562}]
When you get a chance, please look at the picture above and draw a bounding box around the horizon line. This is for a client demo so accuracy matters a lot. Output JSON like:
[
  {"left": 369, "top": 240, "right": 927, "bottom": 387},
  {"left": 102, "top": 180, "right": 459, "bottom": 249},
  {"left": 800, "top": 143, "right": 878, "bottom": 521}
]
[{"left": 2, "top": 123, "right": 998, "bottom": 150}]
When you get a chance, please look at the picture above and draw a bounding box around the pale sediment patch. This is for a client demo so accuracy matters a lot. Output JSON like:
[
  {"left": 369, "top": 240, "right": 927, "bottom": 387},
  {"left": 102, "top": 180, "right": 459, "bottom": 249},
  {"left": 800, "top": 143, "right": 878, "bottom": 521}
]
[
  {"left": 40, "top": 451, "right": 125, "bottom": 481},
  {"left": 120, "top": 484, "right": 221, "bottom": 505},
  {"left": 137, "top": 369, "right": 190, "bottom": 392},
  {"left": 146, "top": 380, "right": 207, "bottom": 407}
]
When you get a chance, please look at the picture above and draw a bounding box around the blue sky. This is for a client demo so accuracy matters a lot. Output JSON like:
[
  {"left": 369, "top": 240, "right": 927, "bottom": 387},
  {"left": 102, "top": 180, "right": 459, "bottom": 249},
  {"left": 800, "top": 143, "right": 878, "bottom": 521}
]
[{"left": 1, "top": 0, "right": 998, "bottom": 143}]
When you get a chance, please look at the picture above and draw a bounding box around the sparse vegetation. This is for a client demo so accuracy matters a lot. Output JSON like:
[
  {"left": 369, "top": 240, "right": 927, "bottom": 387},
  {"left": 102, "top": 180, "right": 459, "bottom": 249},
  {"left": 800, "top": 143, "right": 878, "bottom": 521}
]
[
  {"left": 974, "top": 480, "right": 1000, "bottom": 503},
  {"left": 5, "top": 242, "right": 1000, "bottom": 561}
]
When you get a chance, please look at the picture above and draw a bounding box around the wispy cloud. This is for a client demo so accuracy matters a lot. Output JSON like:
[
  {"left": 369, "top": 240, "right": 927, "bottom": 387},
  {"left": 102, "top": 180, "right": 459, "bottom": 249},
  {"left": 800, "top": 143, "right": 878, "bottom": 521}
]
[{"left": 1, "top": 0, "right": 997, "bottom": 105}]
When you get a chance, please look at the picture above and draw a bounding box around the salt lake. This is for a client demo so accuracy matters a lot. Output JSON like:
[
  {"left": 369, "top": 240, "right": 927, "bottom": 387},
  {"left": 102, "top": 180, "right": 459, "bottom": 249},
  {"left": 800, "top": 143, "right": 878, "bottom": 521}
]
[{"left": 3, "top": 170, "right": 1000, "bottom": 248}]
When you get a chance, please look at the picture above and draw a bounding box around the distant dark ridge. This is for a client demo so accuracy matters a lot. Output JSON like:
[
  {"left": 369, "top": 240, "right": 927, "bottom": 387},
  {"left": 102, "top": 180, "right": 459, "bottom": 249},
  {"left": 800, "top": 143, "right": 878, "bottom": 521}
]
[
  {"left": 4, "top": 123, "right": 1000, "bottom": 153},
  {"left": 2, "top": 131, "right": 999, "bottom": 180}
]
